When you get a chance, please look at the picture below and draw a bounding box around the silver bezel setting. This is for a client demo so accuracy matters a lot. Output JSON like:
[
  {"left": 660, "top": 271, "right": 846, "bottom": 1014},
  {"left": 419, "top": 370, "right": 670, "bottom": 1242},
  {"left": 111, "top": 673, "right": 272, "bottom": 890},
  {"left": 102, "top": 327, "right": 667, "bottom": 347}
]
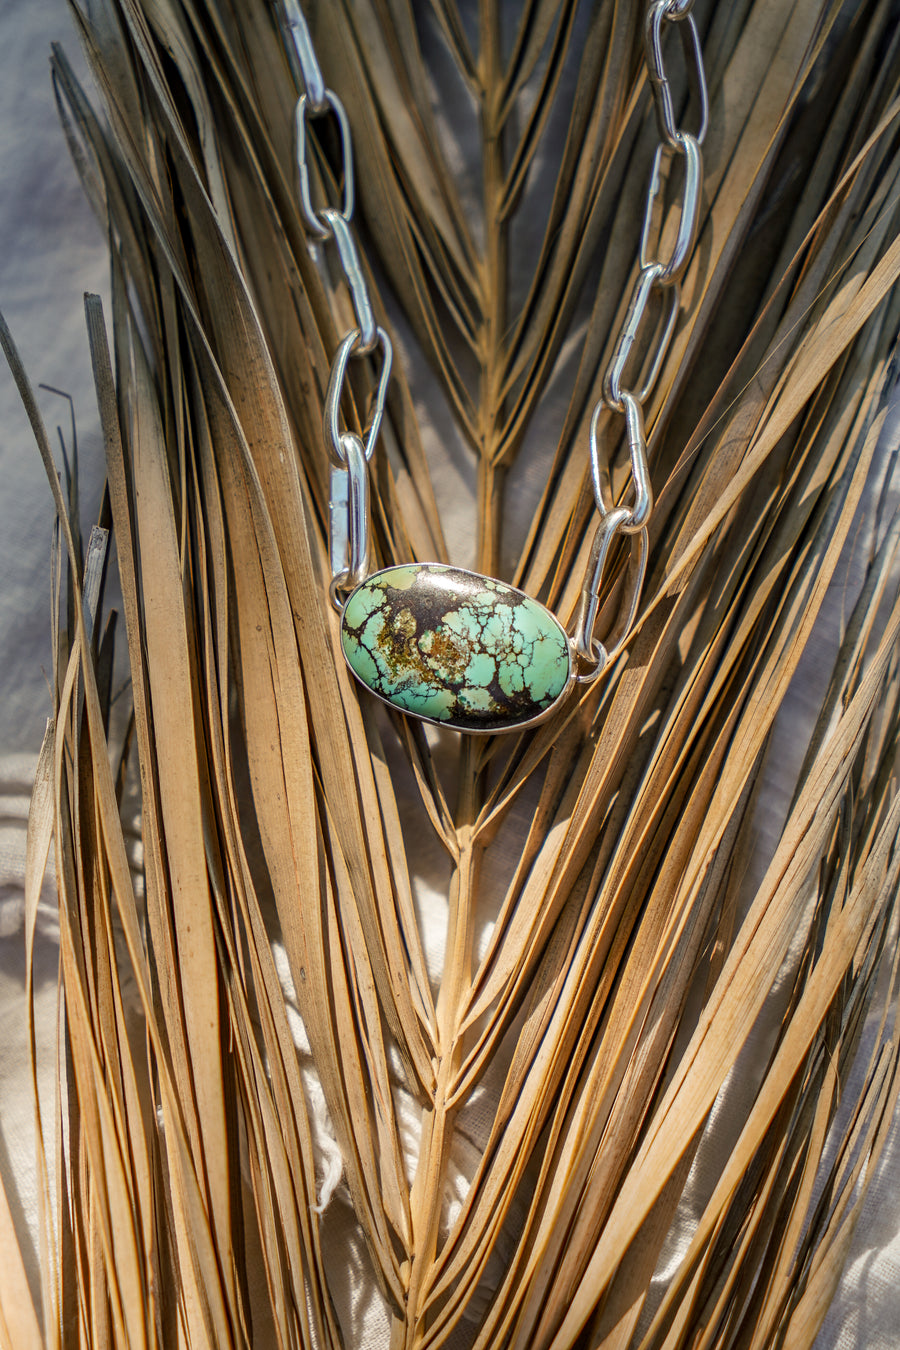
[{"left": 338, "top": 563, "right": 575, "bottom": 735}]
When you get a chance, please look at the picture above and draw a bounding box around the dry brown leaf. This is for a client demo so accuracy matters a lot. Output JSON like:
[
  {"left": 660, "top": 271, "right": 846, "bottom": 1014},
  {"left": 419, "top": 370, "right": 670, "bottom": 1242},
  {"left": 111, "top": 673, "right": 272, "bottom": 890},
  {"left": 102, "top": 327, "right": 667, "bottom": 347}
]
[{"left": 4, "top": 2, "right": 900, "bottom": 1348}]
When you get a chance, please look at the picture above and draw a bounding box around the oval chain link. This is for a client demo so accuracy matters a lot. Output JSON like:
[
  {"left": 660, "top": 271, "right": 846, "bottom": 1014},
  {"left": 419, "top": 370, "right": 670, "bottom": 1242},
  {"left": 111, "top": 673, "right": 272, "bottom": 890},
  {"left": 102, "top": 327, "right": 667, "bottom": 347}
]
[
  {"left": 328, "top": 432, "right": 370, "bottom": 607},
  {"left": 324, "top": 325, "right": 393, "bottom": 465},
  {"left": 283, "top": 0, "right": 327, "bottom": 111},
  {"left": 294, "top": 90, "right": 355, "bottom": 238},
  {"left": 577, "top": 0, "right": 707, "bottom": 681},
  {"left": 645, "top": 0, "right": 709, "bottom": 148}
]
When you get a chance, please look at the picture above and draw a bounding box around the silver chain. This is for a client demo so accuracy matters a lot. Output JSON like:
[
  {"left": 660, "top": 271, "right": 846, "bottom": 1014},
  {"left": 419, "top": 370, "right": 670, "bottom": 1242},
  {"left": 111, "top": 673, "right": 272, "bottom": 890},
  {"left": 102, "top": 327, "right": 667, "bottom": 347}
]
[
  {"left": 282, "top": 0, "right": 390, "bottom": 608},
  {"left": 283, "top": 0, "right": 708, "bottom": 664},
  {"left": 574, "top": 0, "right": 708, "bottom": 677}
]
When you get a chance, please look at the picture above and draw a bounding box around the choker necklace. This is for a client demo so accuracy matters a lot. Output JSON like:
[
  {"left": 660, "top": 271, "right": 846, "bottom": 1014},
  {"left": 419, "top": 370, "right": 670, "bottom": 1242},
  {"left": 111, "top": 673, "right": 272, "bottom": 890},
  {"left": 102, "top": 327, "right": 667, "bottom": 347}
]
[{"left": 283, "top": 0, "right": 707, "bottom": 734}]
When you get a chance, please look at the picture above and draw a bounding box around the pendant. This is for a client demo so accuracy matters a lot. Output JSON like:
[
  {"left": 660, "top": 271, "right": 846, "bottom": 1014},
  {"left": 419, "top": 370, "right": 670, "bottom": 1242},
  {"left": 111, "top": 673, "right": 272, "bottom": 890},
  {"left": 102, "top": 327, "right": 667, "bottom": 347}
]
[{"left": 340, "top": 564, "right": 573, "bottom": 733}]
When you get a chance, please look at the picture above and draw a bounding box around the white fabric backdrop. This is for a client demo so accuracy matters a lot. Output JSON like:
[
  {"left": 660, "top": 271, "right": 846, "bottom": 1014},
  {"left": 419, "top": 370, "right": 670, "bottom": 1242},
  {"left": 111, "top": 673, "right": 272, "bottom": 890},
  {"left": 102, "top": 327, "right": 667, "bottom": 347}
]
[{"left": 0, "top": 1, "right": 897, "bottom": 1345}]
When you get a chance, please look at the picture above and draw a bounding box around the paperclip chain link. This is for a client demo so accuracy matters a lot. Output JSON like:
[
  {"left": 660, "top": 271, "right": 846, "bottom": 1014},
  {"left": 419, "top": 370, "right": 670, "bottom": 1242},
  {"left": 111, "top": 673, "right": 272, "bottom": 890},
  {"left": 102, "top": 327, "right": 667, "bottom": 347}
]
[
  {"left": 575, "top": 0, "right": 708, "bottom": 678},
  {"left": 283, "top": 0, "right": 391, "bottom": 604}
]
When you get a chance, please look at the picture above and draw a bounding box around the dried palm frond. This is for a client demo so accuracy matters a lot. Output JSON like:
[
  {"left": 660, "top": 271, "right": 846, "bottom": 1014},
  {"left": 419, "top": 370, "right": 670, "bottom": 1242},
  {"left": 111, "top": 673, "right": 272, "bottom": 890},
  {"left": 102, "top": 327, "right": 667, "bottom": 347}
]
[{"left": 4, "top": 0, "right": 900, "bottom": 1347}]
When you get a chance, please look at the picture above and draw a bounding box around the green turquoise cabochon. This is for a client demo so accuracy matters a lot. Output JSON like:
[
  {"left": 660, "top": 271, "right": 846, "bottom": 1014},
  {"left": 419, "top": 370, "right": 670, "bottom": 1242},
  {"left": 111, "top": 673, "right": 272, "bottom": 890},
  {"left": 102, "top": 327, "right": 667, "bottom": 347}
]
[{"left": 340, "top": 564, "right": 572, "bottom": 732}]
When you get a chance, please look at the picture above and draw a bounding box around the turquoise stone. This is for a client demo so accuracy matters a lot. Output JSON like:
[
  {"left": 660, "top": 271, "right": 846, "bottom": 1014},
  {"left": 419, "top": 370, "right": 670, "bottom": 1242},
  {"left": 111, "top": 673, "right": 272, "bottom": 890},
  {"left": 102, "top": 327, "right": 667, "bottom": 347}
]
[{"left": 340, "top": 564, "right": 572, "bottom": 731}]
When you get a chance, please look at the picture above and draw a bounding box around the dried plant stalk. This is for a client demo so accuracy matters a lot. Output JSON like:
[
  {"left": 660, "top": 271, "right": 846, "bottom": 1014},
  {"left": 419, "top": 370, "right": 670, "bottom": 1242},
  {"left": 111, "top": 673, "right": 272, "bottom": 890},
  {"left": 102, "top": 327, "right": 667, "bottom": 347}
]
[{"left": 3, "top": 0, "right": 900, "bottom": 1348}]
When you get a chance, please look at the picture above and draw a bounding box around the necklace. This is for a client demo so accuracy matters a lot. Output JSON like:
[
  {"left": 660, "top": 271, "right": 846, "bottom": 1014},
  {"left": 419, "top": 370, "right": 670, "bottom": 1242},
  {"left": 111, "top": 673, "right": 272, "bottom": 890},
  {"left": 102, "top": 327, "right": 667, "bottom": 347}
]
[{"left": 283, "top": 0, "right": 707, "bottom": 733}]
